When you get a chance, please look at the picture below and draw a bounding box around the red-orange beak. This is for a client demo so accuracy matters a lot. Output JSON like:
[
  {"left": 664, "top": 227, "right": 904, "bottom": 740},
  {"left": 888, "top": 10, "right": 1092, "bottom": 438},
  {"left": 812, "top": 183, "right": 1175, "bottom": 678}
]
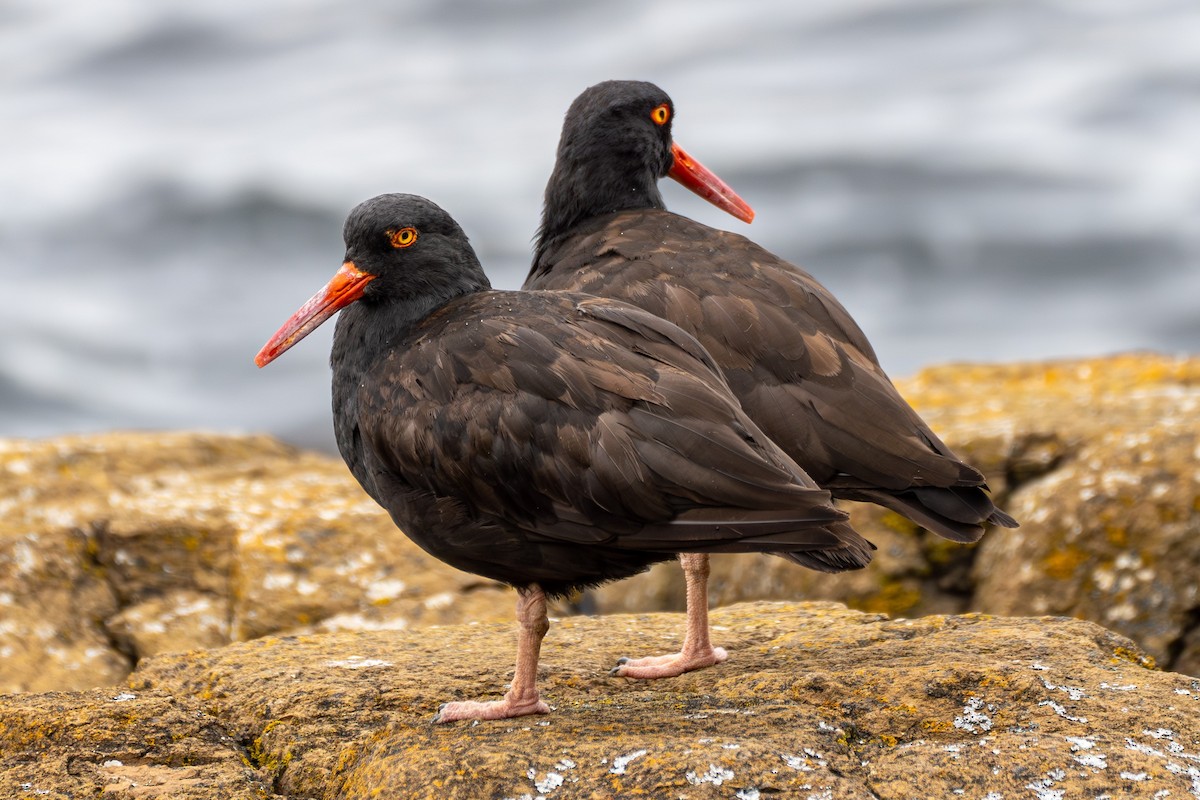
[
  {"left": 668, "top": 142, "right": 755, "bottom": 223},
  {"left": 254, "top": 261, "right": 375, "bottom": 367}
]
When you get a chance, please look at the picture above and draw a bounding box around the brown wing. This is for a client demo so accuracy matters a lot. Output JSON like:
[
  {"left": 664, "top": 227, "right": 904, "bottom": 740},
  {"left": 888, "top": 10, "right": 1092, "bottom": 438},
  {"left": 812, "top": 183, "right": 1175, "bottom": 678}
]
[
  {"left": 356, "top": 290, "right": 872, "bottom": 565},
  {"left": 528, "top": 210, "right": 1017, "bottom": 541}
]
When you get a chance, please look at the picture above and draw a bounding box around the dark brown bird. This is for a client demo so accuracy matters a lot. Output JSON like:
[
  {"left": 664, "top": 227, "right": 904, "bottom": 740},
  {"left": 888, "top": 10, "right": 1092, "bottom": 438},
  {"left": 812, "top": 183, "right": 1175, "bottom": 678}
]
[
  {"left": 526, "top": 81, "right": 1017, "bottom": 676},
  {"left": 256, "top": 193, "right": 873, "bottom": 722}
]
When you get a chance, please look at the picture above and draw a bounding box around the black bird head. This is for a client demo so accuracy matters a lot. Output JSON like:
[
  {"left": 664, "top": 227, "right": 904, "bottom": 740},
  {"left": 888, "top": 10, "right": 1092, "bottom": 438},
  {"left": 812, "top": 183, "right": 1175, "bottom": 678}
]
[
  {"left": 537, "top": 80, "right": 754, "bottom": 255},
  {"left": 256, "top": 193, "right": 489, "bottom": 367}
]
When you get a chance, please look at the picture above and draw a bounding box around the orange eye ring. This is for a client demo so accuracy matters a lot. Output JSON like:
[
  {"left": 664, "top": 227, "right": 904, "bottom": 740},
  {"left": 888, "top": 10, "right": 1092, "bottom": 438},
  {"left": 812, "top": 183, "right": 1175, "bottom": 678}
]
[
  {"left": 651, "top": 103, "right": 670, "bottom": 126},
  {"left": 388, "top": 227, "right": 418, "bottom": 248}
]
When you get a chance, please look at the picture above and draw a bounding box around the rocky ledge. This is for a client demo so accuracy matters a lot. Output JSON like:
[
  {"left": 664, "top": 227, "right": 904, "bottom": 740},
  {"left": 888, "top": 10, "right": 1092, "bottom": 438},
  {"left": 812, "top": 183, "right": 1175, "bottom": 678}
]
[
  {"left": 1, "top": 352, "right": 1196, "bottom": 694},
  {"left": 0, "top": 352, "right": 1197, "bottom": 797},
  {"left": 3, "top": 601, "right": 1199, "bottom": 799}
]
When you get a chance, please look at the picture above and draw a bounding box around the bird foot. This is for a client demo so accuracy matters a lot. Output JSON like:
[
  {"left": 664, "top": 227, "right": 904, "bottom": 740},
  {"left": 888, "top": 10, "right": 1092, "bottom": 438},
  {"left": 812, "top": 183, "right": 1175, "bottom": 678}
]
[
  {"left": 434, "top": 691, "right": 550, "bottom": 723},
  {"left": 610, "top": 646, "right": 728, "bottom": 679}
]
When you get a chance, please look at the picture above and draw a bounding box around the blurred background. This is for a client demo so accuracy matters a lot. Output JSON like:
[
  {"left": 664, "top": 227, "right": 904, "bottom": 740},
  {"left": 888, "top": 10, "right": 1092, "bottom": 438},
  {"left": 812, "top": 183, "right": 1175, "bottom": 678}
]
[{"left": 3, "top": 0, "right": 1197, "bottom": 452}]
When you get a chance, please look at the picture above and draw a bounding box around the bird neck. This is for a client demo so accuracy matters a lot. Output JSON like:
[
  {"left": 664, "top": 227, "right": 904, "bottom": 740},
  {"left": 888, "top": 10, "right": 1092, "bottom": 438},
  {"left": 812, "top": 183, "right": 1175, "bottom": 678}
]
[
  {"left": 331, "top": 272, "right": 486, "bottom": 384},
  {"left": 533, "top": 152, "right": 665, "bottom": 269}
]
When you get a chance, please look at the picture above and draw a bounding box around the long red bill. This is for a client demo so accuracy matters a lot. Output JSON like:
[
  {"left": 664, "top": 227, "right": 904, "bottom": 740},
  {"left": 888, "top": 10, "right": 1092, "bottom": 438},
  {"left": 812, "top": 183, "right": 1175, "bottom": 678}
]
[
  {"left": 668, "top": 142, "right": 755, "bottom": 223},
  {"left": 254, "top": 261, "right": 375, "bottom": 367}
]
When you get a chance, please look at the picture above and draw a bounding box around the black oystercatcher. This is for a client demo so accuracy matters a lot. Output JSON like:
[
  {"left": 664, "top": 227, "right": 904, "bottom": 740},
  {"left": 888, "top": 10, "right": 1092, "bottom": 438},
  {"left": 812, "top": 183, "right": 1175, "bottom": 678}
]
[
  {"left": 255, "top": 193, "right": 873, "bottom": 722},
  {"left": 527, "top": 81, "right": 1018, "bottom": 675}
]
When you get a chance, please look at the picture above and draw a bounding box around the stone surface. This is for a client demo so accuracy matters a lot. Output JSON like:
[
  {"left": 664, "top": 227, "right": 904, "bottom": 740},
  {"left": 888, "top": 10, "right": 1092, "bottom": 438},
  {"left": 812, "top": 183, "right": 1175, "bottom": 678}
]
[
  {"left": 1, "top": 353, "right": 1197, "bottom": 694},
  {"left": 969, "top": 355, "right": 1200, "bottom": 670},
  {"left": 5, "top": 601, "right": 1198, "bottom": 799},
  {"left": 0, "top": 432, "right": 513, "bottom": 693},
  {"left": 592, "top": 353, "right": 1200, "bottom": 674},
  {"left": 0, "top": 687, "right": 277, "bottom": 799}
]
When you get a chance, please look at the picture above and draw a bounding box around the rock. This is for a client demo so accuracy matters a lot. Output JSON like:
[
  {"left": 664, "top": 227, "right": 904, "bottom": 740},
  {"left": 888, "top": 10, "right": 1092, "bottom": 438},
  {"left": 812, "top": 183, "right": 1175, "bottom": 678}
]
[
  {"left": 970, "top": 355, "right": 1200, "bottom": 669},
  {"left": 0, "top": 534, "right": 129, "bottom": 693},
  {"left": 0, "top": 432, "right": 513, "bottom": 693},
  {"left": 106, "top": 589, "right": 230, "bottom": 660},
  {"left": 0, "top": 687, "right": 276, "bottom": 799},
  {"left": 2, "top": 353, "right": 1197, "bottom": 692},
  {"left": 591, "top": 353, "right": 1200, "bottom": 673},
  {"left": 4, "top": 601, "right": 1199, "bottom": 799}
]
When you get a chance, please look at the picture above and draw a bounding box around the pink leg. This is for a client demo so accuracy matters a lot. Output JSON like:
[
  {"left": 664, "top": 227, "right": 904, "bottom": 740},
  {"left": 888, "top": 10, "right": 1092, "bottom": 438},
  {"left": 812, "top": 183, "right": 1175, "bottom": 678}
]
[
  {"left": 435, "top": 586, "right": 552, "bottom": 722},
  {"left": 611, "top": 553, "right": 728, "bottom": 679}
]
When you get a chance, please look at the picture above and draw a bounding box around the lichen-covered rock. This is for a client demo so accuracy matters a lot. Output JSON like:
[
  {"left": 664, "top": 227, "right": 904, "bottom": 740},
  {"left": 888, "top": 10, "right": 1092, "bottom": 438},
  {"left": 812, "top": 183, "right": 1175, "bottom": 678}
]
[
  {"left": 1, "top": 353, "right": 1196, "bottom": 693},
  {"left": 63, "top": 601, "right": 1200, "bottom": 799},
  {"left": 593, "top": 353, "right": 1200, "bottom": 674},
  {"left": 106, "top": 589, "right": 230, "bottom": 659},
  {"left": 969, "top": 354, "right": 1200, "bottom": 668},
  {"left": 0, "top": 535, "right": 130, "bottom": 694},
  {"left": 0, "top": 687, "right": 278, "bottom": 799},
  {"left": 0, "top": 432, "right": 513, "bottom": 693}
]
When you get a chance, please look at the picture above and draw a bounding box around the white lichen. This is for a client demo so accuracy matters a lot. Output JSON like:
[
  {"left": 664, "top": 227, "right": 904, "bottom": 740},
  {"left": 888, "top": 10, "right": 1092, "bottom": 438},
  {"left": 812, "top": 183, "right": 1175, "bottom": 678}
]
[
  {"left": 1042, "top": 678, "right": 1087, "bottom": 701},
  {"left": 1038, "top": 700, "right": 1088, "bottom": 724},
  {"left": 424, "top": 592, "right": 455, "bottom": 610},
  {"left": 365, "top": 578, "right": 406, "bottom": 602},
  {"left": 532, "top": 771, "right": 563, "bottom": 794},
  {"left": 608, "top": 749, "right": 647, "bottom": 775},
  {"left": 1075, "top": 753, "right": 1108, "bottom": 770},
  {"left": 954, "top": 696, "right": 994, "bottom": 733},
  {"left": 686, "top": 764, "right": 735, "bottom": 786},
  {"left": 1025, "top": 780, "right": 1065, "bottom": 800},
  {"left": 323, "top": 657, "right": 392, "bottom": 669},
  {"left": 780, "top": 747, "right": 828, "bottom": 774}
]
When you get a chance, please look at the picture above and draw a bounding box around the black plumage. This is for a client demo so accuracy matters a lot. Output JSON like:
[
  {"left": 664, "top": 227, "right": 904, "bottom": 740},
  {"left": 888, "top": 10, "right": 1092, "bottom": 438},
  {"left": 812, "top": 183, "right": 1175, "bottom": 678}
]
[
  {"left": 256, "top": 193, "right": 872, "bottom": 721},
  {"left": 527, "top": 80, "right": 1018, "bottom": 542}
]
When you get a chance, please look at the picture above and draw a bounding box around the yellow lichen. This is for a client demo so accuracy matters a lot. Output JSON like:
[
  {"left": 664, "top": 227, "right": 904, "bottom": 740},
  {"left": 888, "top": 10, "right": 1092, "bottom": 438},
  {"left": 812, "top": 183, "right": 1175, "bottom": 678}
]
[
  {"left": 1112, "top": 646, "right": 1157, "bottom": 670},
  {"left": 1042, "top": 545, "right": 1088, "bottom": 581},
  {"left": 1104, "top": 525, "right": 1129, "bottom": 547},
  {"left": 248, "top": 719, "right": 293, "bottom": 776},
  {"left": 980, "top": 674, "right": 1010, "bottom": 689},
  {"left": 855, "top": 581, "right": 922, "bottom": 616}
]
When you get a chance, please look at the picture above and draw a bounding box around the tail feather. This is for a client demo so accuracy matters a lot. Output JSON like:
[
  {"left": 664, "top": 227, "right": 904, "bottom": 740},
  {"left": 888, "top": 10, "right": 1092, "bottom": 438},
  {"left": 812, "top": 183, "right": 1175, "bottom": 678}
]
[
  {"left": 634, "top": 511, "right": 876, "bottom": 573},
  {"left": 910, "top": 485, "right": 997, "bottom": 526},
  {"left": 628, "top": 506, "right": 859, "bottom": 553},
  {"left": 986, "top": 506, "right": 1020, "bottom": 529},
  {"left": 773, "top": 521, "right": 876, "bottom": 573},
  {"left": 839, "top": 485, "right": 1017, "bottom": 544}
]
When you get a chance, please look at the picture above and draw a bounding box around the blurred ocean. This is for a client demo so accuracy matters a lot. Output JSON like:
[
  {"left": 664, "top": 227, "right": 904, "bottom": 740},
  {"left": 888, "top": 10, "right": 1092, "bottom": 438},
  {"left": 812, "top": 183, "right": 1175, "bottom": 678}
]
[{"left": 2, "top": 0, "right": 1197, "bottom": 452}]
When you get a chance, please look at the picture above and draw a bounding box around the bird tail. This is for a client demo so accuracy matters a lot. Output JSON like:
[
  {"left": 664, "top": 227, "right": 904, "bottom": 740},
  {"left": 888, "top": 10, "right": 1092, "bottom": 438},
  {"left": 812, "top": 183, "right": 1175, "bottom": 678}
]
[
  {"left": 772, "top": 519, "right": 875, "bottom": 573},
  {"left": 839, "top": 485, "right": 1018, "bottom": 543}
]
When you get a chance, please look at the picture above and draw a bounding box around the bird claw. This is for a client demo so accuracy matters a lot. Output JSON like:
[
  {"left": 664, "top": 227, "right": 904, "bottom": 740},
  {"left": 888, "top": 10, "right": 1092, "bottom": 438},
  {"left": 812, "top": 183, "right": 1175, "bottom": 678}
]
[
  {"left": 609, "top": 646, "right": 728, "bottom": 680},
  {"left": 434, "top": 695, "right": 551, "bottom": 723},
  {"left": 608, "top": 655, "right": 633, "bottom": 675}
]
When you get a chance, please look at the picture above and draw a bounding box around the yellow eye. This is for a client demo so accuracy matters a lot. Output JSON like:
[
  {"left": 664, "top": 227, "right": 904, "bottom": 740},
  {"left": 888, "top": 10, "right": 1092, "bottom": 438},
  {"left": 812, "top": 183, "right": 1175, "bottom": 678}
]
[
  {"left": 651, "top": 103, "right": 670, "bottom": 126},
  {"left": 388, "top": 227, "right": 418, "bottom": 248}
]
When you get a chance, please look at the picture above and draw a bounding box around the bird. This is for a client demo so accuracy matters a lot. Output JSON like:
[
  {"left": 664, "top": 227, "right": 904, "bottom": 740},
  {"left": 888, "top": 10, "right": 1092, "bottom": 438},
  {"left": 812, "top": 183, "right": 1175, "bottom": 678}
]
[
  {"left": 525, "top": 81, "right": 1018, "bottom": 676},
  {"left": 255, "top": 193, "right": 875, "bottom": 722}
]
